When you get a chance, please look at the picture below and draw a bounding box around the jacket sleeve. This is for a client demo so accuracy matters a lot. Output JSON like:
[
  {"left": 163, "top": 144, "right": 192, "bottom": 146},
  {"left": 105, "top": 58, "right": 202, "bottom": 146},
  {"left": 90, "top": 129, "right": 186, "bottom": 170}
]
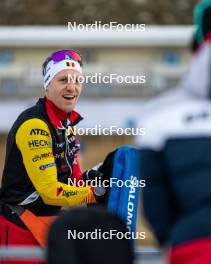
[{"left": 15, "top": 118, "right": 96, "bottom": 206}]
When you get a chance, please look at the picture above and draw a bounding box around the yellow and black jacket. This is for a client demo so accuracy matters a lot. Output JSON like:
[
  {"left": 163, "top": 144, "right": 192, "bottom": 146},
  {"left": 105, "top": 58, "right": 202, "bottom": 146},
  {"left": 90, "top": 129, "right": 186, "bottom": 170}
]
[{"left": 0, "top": 97, "right": 96, "bottom": 218}]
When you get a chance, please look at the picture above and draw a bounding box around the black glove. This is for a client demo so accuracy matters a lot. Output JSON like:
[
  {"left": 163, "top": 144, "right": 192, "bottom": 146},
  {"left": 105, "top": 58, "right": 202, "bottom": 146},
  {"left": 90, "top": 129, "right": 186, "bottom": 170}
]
[{"left": 82, "top": 163, "right": 103, "bottom": 182}]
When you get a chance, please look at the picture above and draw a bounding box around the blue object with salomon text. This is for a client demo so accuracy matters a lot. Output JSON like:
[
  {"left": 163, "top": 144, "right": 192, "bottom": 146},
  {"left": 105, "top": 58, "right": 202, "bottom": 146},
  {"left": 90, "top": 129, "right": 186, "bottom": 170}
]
[{"left": 107, "top": 146, "right": 140, "bottom": 246}]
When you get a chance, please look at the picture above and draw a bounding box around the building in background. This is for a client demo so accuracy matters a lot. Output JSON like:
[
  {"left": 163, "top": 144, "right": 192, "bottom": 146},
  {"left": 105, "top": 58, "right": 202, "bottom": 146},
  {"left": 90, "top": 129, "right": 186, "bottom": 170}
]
[{"left": 0, "top": 26, "right": 194, "bottom": 173}]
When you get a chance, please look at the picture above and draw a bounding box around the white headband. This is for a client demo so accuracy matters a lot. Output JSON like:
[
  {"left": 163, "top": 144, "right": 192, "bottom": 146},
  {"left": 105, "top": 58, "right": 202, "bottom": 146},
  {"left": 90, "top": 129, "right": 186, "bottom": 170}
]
[{"left": 43, "top": 59, "right": 82, "bottom": 89}]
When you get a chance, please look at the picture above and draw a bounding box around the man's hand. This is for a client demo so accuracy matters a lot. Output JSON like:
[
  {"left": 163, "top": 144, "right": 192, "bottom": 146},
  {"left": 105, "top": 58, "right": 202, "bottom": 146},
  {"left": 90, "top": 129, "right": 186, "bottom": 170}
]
[
  {"left": 83, "top": 150, "right": 116, "bottom": 205},
  {"left": 82, "top": 162, "right": 103, "bottom": 181},
  {"left": 82, "top": 163, "right": 107, "bottom": 204}
]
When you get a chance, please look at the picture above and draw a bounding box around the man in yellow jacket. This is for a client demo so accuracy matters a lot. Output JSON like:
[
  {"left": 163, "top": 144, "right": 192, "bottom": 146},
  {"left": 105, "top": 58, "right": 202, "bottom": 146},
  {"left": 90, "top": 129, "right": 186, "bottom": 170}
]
[{"left": 0, "top": 50, "right": 104, "bottom": 259}]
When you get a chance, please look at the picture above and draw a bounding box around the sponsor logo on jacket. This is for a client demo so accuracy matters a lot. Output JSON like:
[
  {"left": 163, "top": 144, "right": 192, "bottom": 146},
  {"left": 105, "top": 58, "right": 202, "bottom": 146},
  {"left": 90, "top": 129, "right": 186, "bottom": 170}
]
[
  {"left": 32, "top": 152, "right": 53, "bottom": 162},
  {"left": 56, "top": 142, "right": 65, "bottom": 148},
  {"left": 54, "top": 151, "right": 65, "bottom": 159},
  {"left": 56, "top": 186, "right": 78, "bottom": 197},
  {"left": 30, "top": 128, "right": 50, "bottom": 137},
  {"left": 39, "top": 162, "right": 56, "bottom": 170},
  {"left": 28, "top": 140, "right": 52, "bottom": 149}
]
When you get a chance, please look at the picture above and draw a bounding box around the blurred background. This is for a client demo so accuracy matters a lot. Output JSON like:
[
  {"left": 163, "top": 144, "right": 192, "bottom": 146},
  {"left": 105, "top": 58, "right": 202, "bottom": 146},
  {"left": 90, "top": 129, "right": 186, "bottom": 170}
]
[{"left": 0, "top": 0, "right": 199, "bottom": 260}]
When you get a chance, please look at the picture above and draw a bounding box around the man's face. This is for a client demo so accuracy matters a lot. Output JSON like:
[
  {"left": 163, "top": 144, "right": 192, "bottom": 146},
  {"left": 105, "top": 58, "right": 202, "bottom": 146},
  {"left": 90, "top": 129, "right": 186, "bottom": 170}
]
[{"left": 45, "top": 69, "right": 82, "bottom": 112}]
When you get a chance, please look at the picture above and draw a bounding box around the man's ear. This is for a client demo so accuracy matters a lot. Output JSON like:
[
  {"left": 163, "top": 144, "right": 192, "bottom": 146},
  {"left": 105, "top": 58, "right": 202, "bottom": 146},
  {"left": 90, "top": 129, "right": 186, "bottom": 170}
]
[
  {"left": 44, "top": 87, "right": 49, "bottom": 98},
  {"left": 45, "top": 83, "right": 51, "bottom": 93}
]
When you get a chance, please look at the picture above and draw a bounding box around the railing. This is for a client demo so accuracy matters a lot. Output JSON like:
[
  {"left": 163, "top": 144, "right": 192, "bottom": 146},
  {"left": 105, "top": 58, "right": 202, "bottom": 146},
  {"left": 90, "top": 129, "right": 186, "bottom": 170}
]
[{"left": 0, "top": 247, "right": 165, "bottom": 263}]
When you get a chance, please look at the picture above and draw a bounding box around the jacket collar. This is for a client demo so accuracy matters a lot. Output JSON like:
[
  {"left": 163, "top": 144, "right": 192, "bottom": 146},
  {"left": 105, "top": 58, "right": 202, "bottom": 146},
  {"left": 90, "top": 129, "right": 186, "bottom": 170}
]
[{"left": 41, "top": 97, "right": 83, "bottom": 129}]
